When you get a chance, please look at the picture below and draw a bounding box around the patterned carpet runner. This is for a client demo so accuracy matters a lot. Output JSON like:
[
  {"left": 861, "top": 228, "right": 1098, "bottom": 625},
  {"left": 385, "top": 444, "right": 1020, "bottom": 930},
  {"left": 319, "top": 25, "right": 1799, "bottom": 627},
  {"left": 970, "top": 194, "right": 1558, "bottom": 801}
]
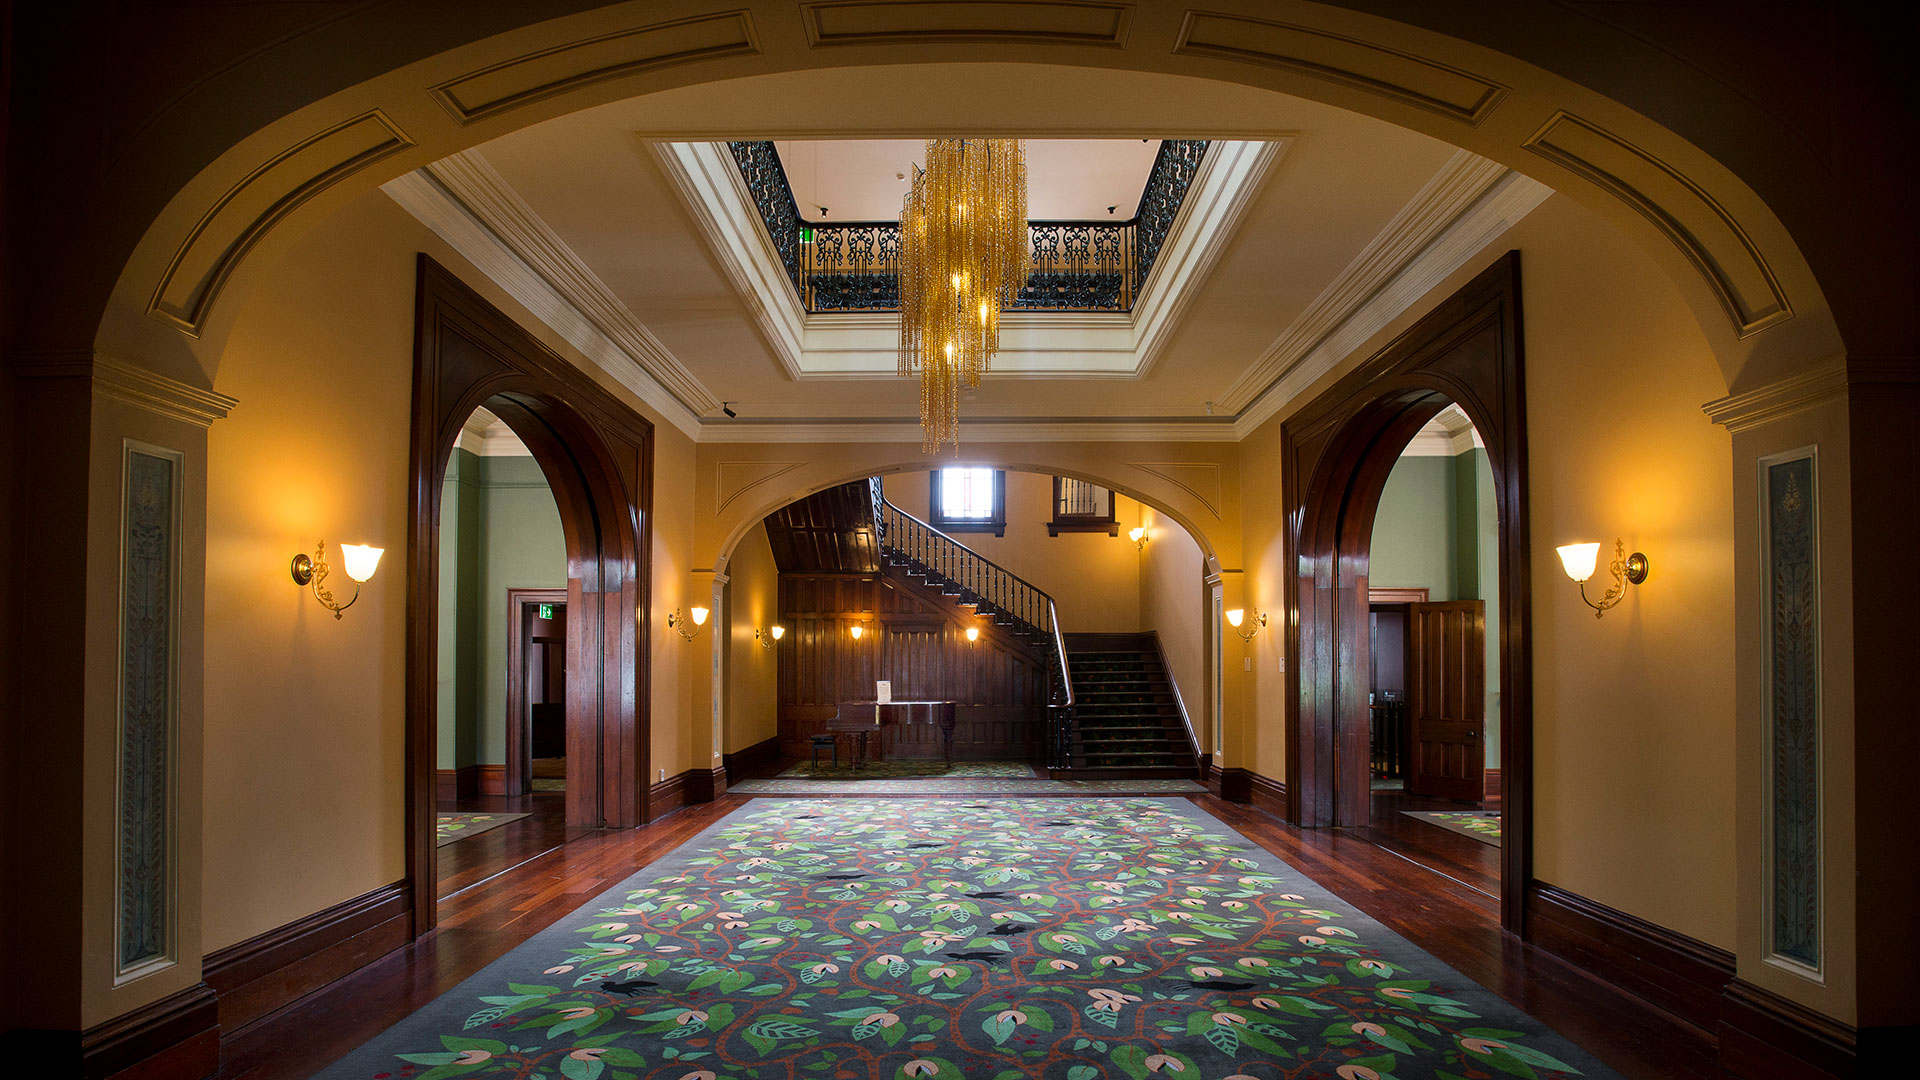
[
  {"left": 1400, "top": 809, "right": 1502, "bottom": 846},
  {"left": 322, "top": 798, "right": 1612, "bottom": 1079},
  {"left": 434, "top": 811, "right": 530, "bottom": 847}
]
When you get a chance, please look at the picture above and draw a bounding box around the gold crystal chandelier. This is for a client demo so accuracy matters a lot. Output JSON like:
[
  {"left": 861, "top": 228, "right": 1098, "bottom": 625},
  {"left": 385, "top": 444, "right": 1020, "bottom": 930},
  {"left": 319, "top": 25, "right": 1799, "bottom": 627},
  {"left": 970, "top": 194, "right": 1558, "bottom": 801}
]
[{"left": 898, "top": 139, "right": 1029, "bottom": 453}]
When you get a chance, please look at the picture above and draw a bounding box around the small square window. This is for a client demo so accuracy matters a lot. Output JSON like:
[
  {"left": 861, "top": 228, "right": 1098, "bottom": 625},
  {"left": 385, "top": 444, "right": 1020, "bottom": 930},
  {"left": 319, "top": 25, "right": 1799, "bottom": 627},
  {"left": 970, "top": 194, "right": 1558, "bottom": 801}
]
[
  {"left": 1049, "top": 477, "right": 1118, "bottom": 536},
  {"left": 930, "top": 468, "right": 1005, "bottom": 535}
]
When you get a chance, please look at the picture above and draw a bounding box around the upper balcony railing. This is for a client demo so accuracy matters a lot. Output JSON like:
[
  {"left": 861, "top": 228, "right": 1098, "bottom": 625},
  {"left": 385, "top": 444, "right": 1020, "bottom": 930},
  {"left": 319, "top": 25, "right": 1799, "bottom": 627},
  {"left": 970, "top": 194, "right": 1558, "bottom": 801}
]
[{"left": 728, "top": 140, "right": 1209, "bottom": 314}]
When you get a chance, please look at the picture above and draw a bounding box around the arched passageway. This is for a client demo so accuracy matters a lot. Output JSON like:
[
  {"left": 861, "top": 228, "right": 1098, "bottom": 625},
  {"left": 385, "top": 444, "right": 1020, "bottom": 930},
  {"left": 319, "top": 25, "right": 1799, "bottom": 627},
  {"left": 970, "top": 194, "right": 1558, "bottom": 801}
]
[{"left": 407, "top": 256, "right": 655, "bottom": 932}]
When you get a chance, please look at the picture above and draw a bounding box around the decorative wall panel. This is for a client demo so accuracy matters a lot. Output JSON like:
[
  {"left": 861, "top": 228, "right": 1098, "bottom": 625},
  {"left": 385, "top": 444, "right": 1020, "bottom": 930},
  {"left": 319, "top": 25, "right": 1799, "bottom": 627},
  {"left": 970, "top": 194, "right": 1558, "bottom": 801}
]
[
  {"left": 1762, "top": 450, "right": 1819, "bottom": 971},
  {"left": 118, "top": 444, "right": 181, "bottom": 976}
]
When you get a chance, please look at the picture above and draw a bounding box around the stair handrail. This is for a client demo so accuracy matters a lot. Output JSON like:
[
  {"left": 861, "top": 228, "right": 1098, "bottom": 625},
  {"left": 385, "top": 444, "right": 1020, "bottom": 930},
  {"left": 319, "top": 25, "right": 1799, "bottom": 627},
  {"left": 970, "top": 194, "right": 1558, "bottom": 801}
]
[{"left": 866, "top": 485, "right": 1074, "bottom": 713}]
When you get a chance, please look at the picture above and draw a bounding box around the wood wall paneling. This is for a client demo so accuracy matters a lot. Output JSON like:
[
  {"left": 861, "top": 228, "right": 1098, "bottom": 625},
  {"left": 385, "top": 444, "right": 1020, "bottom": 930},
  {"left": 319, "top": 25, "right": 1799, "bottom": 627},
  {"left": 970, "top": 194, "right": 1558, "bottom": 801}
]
[{"left": 776, "top": 573, "right": 1043, "bottom": 760}]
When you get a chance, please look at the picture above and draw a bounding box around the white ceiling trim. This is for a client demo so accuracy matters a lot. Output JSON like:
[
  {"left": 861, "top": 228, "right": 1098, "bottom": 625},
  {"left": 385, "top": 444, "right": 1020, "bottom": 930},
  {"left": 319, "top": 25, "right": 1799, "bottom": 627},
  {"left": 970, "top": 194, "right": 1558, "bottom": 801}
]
[
  {"left": 423, "top": 150, "right": 721, "bottom": 416},
  {"left": 456, "top": 409, "right": 534, "bottom": 457},
  {"left": 1400, "top": 404, "right": 1485, "bottom": 456},
  {"left": 381, "top": 167, "right": 705, "bottom": 440},
  {"left": 651, "top": 139, "right": 1286, "bottom": 379},
  {"left": 1222, "top": 149, "right": 1506, "bottom": 412},
  {"left": 1229, "top": 165, "right": 1553, "bottom": 439}
]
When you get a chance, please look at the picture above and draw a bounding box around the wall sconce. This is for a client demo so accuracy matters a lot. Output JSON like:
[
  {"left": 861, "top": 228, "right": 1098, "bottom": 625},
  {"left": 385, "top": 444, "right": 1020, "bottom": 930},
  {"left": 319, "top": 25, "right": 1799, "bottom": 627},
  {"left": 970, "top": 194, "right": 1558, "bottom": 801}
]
[
  {"left": 1225, "top": 607, "right": 1266, "bottom": 643},
  {"left": 289, "top": 539, "right": 383, "bottom": 620},
  {"left": 849, "top": 622, "right": 865, "bottom": 641},
  {"left": 756, "top": 624, "right": 785, "bottom": 650},
  {"left": 1128, "top": 525, "right": 1149, "bottom": 551},
  {"left": 965, "top": 626, "right": 980, "bottom": 644},
  {"left": 1556, "top": 538, "right": 1649, "bottom": 619},
  {"left": 668, "top": 606, "right": 709, "bottom": 641}
]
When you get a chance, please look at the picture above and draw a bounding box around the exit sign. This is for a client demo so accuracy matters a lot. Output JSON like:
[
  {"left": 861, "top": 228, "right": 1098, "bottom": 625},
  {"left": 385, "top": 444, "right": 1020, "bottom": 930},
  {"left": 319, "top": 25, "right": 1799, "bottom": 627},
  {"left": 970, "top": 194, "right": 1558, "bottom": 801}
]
[{"left": 538, "top": 603, "right": 555, "bottom": 620}]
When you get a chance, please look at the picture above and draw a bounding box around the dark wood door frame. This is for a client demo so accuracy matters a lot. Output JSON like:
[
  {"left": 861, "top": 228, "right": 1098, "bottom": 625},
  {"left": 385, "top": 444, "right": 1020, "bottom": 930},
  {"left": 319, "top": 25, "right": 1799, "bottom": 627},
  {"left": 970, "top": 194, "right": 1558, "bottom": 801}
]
[
  {"left": 505, "top": 588, "right": 568, "bottom": 798},
  {"left": 1281, "top": 251, "right": 1532, "bottom": 932},
  {"left": 407, "top": 255, "right": 654, "bottom": 937}
]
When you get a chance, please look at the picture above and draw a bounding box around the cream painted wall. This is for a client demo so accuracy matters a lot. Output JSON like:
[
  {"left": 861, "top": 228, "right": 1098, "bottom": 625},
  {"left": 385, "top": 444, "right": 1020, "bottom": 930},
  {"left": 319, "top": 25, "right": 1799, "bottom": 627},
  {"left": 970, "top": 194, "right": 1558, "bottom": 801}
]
[
  {"left": 203, "top": 190, "right": 703, "bottom": 950},
  {"left": 1238, "top": 193, "right": 1735, "bottom": 947},
  {"left": 724, "top": 523, "right": 780, "bottom": 754},
  {"left": 883, "top": 470, "right": 1143, "bottom": 633},
  {"left": 1138, "top": 507, "right": 1209, "bottom": 745}
]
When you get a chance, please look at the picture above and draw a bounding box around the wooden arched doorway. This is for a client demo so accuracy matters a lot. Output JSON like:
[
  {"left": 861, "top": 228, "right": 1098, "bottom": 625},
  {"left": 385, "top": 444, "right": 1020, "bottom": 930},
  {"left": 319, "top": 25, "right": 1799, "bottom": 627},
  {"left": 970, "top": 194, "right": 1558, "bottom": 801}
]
[
  {"left": 1282, "top": 252, "right": 1532, "bottom": 930},
  {"left": 405, "top": 255, "right": 654, "bottom": 935}
]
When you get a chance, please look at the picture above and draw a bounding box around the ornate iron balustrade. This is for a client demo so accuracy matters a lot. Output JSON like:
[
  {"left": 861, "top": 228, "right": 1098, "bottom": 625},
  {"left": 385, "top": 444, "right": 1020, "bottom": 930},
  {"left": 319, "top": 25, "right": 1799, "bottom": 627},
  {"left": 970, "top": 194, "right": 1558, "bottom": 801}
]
[{"left": 730, "top": 140, "right": 1209, "bottom": 314}]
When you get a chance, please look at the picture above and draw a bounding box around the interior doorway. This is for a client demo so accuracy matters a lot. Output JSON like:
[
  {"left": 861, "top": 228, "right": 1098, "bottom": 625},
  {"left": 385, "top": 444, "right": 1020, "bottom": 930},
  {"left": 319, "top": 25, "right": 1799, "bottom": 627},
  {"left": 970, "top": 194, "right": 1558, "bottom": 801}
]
[
  {"left": 1282, "top": 253, "right": 1531, "bottom": 929},
  {"left": 507, "top": 589, "right": 569, "bottom": 797}
]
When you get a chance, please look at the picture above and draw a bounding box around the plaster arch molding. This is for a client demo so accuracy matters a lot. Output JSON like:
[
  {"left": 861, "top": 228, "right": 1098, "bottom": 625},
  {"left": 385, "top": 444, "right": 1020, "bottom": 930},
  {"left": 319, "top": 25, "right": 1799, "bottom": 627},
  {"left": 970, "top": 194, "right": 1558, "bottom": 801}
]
[
  {"left": 701, "top": 449, "right": 1237, "bottom": 574},
  {"left": 95, "top": 0, "right": 1843, "bottom": 396}
]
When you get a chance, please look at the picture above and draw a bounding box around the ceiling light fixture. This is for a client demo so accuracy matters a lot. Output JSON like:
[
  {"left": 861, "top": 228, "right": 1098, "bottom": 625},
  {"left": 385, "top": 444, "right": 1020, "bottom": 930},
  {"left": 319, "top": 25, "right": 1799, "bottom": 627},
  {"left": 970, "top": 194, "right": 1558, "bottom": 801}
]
[{"left": 898, "top": 139, "right": 1029, "bottom": 453}]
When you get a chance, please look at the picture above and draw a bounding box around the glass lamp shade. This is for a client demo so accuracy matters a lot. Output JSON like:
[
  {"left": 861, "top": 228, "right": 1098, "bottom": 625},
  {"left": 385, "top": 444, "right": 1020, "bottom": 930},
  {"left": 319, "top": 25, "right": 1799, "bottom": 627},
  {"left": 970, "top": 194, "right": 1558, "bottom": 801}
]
[
  {"left": 770, "top": 624, "right": 786, "bottom": 641},
  {"left": 850, "top": 624, "right": 865, "bottom": 640},
  {"left": 339, "top": 544, "right": 384, "bottom": 583},
  {"left": 1556, "top": 542, "right": 1601, "bottom": 583},
  {"left": 1128, "top": 526, "right": 1147, "bottom": 543},
  {"left": 689, "top": 606, "right": 710, "bottom": 627},
  {"left": 1225, "top": 608, "right": 1245, "bottom": 628},
  {"left": 965, "top": 626, "right": 980, "bottom": 642}
]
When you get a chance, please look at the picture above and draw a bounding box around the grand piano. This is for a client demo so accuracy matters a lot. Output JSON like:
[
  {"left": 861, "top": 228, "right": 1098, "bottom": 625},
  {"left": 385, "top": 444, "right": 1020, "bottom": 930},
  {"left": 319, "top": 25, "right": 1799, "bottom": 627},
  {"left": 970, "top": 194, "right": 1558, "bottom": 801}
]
[{"left": 824, "top": 700, "right": 958, "bottom": 768}]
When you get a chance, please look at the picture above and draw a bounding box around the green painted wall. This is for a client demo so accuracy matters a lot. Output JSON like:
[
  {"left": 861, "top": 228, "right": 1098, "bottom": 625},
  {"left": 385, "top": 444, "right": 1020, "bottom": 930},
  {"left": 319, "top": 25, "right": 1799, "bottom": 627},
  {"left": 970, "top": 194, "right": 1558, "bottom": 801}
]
[
  {"left": 434, "top": 449, "right": 566, "bottom": 769},
  {"left": 1371, "top": 456, "right": 1458, "bottom": 599},
  {"left": 1369, "top": 447, "right": 1501, "bottom": 768}
]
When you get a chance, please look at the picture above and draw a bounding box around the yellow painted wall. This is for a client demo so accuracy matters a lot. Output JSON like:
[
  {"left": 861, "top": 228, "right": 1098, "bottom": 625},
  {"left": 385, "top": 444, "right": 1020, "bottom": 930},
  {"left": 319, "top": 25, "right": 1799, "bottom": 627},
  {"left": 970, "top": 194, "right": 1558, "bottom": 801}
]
[
  {"left": 724, "top": 523, "right": 780, "bottom": 754},
  {"left": 202, "top": 190, "right": 701, "bottom": 950},
  {"left": 884, "top": 470, "right": 1144, "bottom": 633},
  {"left": 1137, "top": 507, "right": 1210, "bottom": 744},
  {"left": 1239, "top": 193, "right": 1735, "bottom": 947}
]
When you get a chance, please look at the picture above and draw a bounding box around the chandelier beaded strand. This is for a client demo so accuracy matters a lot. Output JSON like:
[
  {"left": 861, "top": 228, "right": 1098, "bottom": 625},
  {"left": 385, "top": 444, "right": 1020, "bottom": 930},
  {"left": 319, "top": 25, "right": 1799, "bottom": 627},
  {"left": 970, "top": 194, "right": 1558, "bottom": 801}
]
[{"left": 898, "top": 138, "right": 1029, "bottom": 453}]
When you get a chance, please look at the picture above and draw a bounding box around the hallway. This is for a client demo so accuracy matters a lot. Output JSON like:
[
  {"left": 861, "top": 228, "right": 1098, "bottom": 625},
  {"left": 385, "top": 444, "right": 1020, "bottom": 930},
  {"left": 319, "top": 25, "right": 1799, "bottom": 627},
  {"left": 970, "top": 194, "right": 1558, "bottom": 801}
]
[{"left": 216, "top": 795, "right": 1709, "bottom": 1080}]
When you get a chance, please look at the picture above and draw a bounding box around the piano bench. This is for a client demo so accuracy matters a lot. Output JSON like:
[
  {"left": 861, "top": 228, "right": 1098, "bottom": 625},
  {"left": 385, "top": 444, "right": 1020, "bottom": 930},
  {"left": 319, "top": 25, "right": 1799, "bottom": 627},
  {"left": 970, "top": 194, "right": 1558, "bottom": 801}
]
[{"left": 808, "top": 733, "right": 839, "bottom": 769}]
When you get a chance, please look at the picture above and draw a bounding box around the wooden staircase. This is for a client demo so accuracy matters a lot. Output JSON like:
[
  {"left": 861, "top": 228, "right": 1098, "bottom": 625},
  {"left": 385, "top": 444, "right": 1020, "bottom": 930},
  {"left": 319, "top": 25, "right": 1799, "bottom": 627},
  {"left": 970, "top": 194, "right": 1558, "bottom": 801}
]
[{"left": 1062, "top": 634, "right": 1199, "bottom": 776}]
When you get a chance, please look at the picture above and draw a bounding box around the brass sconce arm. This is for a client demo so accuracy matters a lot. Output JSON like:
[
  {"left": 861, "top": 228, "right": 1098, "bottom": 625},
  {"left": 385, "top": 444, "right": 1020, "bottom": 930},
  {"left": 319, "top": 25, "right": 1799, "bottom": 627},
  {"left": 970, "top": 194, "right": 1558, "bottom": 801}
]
[
  {"left": 1560, "top": 538, "right": 1649, "bottom": 619},
  {"left": 290, "top": 539, "right": 382, "bottom": 620},
  {"left": 1225, "top": 608, "right": 1267, "bottom": 643},
  {"left": 668, "top": 607, "right": 710, "bottom": 641},
  {"left": 756, "top": 625, "right": 785, "bottom": 650}
]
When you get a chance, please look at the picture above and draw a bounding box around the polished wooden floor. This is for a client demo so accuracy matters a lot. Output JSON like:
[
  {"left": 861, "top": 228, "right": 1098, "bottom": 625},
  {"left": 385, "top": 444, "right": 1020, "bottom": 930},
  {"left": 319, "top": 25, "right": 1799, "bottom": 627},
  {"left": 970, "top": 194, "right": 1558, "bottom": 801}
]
[
  {"left": 1352, "top": 785, "right": 1503, "bottom": 899},
  {"left": 216, "top": 792, "right": 1710, "bottom": 1080}
]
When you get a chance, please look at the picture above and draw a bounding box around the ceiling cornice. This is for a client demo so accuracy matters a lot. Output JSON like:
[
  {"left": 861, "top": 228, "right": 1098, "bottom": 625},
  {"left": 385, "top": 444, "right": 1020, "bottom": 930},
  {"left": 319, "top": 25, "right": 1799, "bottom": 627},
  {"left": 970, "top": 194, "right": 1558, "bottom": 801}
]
[
  {"left": 1229, "top": 162, "right": 1553, "bottom": 439},
  {"left": 387, "top": 142, "right": 1549, "bottom": 447},
  {"left": 1222, "top": 149, "right": 1509, "bottom": 413},
  {"left": 423, "top": 150, "right": 722, "bottom": 416},
  {"left": 381, "top": 166, "right": 705, "bottom": 439}
]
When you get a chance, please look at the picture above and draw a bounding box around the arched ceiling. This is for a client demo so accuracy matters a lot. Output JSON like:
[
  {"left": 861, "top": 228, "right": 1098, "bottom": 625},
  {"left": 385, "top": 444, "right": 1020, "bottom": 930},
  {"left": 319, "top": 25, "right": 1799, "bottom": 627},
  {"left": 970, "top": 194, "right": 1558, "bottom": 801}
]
[{"left": 379, "top": 65, "right": 1552, "bottom": 440}]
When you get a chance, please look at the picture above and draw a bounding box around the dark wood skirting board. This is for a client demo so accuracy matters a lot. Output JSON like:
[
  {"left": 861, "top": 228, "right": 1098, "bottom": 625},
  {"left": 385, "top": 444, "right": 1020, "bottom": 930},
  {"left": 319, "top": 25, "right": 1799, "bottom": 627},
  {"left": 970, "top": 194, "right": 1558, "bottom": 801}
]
[
  {"left": 685, "top": 766, "right": 724, "bottom": 804},
  {"left": 1245, "top": 770, "right": 1287, "bottom": 816},
  {"left": 649, "top": 770, "right": 694, "bottom": 819},
  {"left": 722, "top": 735, "right": 780, "bottom": 781},
  {"left": 12, "top": 981, "right": 222, "bottom": 1080},
  {"left": 1717, "top": 979, "right": 1859, "bottom": 1080},
  {"left": 435, "top": 765, "right": 494, "bottom": 802},
  {"left": 203, "top": 881, "right": 412, "bottom": 1034},
  {"left": 1216, "top": 766, "right": 1252, "bottom": 804},
  {"left": 1524, "top": 880, "right": 1734, "bottom": 1038}
]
